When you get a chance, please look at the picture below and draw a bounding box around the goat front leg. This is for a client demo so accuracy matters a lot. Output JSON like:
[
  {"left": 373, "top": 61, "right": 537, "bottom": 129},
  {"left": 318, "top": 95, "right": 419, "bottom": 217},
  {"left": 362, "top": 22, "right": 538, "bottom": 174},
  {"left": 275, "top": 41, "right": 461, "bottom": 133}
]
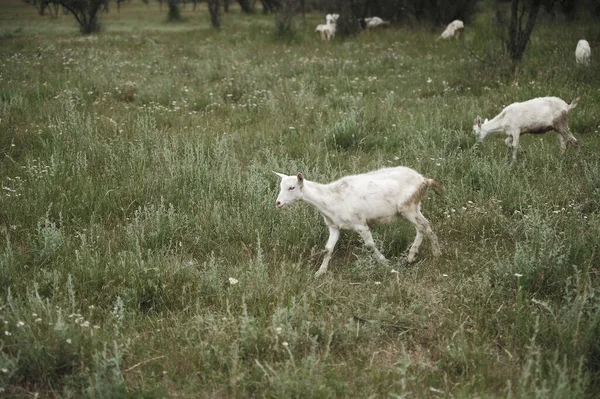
[
  {"left": 356, "top": 226, "right": 387, "bottom": 263},
  {"left": 315, "top": 225, "right": 340, "bottom": 277}
]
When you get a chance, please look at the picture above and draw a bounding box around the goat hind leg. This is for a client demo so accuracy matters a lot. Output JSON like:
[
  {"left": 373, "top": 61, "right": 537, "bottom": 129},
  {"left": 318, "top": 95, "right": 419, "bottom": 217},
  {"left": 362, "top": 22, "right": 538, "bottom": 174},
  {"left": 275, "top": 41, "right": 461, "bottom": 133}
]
[{"left": 402, "top": 206, "right": 440, "bottom": 261}]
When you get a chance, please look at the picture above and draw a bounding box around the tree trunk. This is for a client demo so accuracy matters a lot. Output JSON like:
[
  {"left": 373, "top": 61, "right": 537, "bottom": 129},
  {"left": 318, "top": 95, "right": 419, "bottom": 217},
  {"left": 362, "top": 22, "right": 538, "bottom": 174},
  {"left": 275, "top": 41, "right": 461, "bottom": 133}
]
[
  {"left": 207, "top": 0, "right": 220, "bottom": 27},
  {"left": 506, "top": 0, "right": 541, "bottom": 62}
]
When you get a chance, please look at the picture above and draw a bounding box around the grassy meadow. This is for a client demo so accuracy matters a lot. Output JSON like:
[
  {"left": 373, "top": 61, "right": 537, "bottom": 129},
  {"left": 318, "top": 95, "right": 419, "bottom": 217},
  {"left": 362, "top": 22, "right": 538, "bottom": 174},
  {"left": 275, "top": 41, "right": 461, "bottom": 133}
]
[{"left": 1, "top": 1, "right": 600, "bottom": 397}]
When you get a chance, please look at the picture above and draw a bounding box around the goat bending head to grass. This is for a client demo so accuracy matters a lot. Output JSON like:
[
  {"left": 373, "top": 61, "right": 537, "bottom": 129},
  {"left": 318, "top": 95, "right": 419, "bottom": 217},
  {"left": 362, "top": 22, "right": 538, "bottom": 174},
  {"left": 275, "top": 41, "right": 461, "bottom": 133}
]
[
  {"left": 473, "top": 96, "right": 581, "bottom": 160},
  {"left": 273, "top": 167, "right": 442, "bottom": 277}
]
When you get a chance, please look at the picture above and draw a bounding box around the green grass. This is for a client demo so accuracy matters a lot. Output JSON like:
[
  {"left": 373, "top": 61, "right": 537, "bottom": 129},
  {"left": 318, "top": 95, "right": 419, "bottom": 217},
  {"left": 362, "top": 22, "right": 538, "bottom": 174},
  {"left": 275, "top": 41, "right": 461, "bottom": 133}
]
[{"left": 1, "top": 1, "right": 600, "bottom": 397}]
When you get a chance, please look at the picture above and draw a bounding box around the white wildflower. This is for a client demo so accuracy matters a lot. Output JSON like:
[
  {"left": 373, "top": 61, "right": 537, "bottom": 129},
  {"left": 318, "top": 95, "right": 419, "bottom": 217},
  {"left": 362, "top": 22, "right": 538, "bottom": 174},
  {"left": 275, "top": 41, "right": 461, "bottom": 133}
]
[
  {"left": 66, "top": 339, "right": 72, "bottom": 344},
  {"left": 282, "top": 341, "right": 289, "bottom": 347},
  {"left": 514, "top": 273, "right": 523, "bottom": 278},
  {"left": 16, "top": 321, "right": 25, "bottom": 327},
  {"left": 228, "top": 277, "right": 239, "bottom": 285},
  {"left": 275, "top": 327, "right": 282, "bottom": 334}
]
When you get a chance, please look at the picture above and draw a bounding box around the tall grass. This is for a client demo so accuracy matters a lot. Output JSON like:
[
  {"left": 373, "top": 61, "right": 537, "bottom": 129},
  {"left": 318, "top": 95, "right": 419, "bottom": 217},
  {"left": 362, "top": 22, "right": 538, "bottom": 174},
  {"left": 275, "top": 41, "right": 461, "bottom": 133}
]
[{"left": 1, "top": 0, "right": 599, "bottom": 397}]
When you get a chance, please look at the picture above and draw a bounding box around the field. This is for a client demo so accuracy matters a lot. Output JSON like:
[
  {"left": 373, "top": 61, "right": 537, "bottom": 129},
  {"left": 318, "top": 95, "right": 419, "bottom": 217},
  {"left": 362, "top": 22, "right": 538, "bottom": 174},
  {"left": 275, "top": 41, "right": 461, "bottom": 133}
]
[{"left": 1, "top": 1, "right": 600, "bottom": 397}]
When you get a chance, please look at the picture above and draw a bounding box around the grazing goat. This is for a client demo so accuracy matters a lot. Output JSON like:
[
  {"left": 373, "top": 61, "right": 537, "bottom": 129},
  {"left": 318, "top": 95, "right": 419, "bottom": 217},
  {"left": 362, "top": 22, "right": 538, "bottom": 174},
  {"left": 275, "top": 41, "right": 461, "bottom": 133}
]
[
  {"left": 274, "top": 167, "right": 442, "bottom": 277},
  {"left": 359, "top": 16, "right": 389, "bottom": 29},
  {"left": 437, "top": 20, "right": 464, "bottom": 41},
  {"left": 576, "top": 40, "right": 591, "bottom": 66},
  {"left": 473, "top": 96, "right": 581, "bottom": 160}
]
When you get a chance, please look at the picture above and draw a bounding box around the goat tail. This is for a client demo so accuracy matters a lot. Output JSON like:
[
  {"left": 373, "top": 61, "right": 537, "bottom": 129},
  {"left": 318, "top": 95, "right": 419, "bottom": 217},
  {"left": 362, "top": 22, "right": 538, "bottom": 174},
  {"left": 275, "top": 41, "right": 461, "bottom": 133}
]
[
  {"left": 568, "top": 96, "right": 581, "bottom": 112},
  {"left": 428, "top": 179, "right": 444, "bottom": 198}
]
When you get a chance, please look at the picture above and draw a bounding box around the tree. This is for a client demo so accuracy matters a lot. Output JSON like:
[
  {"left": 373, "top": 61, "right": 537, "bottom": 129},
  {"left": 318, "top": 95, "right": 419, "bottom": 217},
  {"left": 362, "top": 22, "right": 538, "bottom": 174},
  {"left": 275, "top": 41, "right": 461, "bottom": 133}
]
[
  {"left": 207, "top": 0, "right": 220, "bottom": 27},
  {"left": 497, "top": 0, "right": 542, "bottom": 62},
  {"left": 43, "top": 0, "right": 106, "bottom": 33}
]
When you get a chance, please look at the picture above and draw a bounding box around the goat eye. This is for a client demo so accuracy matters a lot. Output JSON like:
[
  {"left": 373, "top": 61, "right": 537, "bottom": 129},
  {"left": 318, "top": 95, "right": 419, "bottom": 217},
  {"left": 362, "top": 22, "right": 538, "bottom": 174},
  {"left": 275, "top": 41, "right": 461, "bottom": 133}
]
[{"left": 288, "top": 186, "right": 295, "bottom": 191}]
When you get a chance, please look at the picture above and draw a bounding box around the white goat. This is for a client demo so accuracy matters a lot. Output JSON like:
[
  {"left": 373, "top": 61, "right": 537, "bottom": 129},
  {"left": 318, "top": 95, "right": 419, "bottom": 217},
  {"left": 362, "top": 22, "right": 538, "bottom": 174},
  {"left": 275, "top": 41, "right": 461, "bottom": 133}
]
[
  {"left": 360, "top": 16, "right": 389, "bottom": 29},
  {"left": 315, "top": 14, "right": 338, "bottom": 41},
  {"left": 473, "top": 96, "right": 581, "bottom": 160},
  {"left": 274, "top": 167, "right": 442, "bottom": 277},
  {"left": 576, "top": 40, "right": 591, "bottom": 66},
  {"left": 437, "top": 19, "right": 464, "bottom": 41}
]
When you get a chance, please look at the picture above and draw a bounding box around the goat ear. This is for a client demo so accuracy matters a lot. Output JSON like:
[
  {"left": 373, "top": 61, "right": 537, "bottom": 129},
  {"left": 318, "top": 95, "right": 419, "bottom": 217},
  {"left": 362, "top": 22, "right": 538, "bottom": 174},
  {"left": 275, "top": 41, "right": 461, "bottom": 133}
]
[
  {"left": 484, "top": 118, "right": 489, "bottom": 124},
  {"left": 297, "top": 172, "right": 304, "bottom": 186},
  {"left": 272, "top": 171, "right": 286, "bottom": 180},
  {"left": 476, "top": 116, "right": 482, "bottom": 126}
]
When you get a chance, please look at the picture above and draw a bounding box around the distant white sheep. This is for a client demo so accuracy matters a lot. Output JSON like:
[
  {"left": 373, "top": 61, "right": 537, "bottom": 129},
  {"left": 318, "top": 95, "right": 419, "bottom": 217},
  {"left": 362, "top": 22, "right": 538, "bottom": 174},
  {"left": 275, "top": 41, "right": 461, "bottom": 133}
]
[
  {"left": 473, "top": 96, "right": 581, "bottom": 160},
  {"left": 274, "top": 167, "right": 442, "bottom": 277},
  {"left": 438, "top": 19, "right": 464, "bottom": 41},
  {"left": 576, "top": 40, "right": 591, "bottom": 66}
]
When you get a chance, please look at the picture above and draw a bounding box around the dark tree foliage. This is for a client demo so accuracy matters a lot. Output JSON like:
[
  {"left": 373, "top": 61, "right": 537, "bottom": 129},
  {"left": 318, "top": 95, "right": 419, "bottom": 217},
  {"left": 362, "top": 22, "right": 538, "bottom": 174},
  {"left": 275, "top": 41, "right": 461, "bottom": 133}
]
[
  {"left": 207, "top": 0, "right": 220, "bottom": 27},
  {"left": 260, "top": 0, "right": 280, "bottom": 14},
  {"left": 335, "top": 0, "right": 361, "bottom": 37},
  {"left": 497, "top": 0, "right": 542, "bottom": 62},
  {"left": 167, "top": 0, "right": 181, "bottom": 20},
  {"left": 237, "top": 0, "right": 254, "bottom": 13}
]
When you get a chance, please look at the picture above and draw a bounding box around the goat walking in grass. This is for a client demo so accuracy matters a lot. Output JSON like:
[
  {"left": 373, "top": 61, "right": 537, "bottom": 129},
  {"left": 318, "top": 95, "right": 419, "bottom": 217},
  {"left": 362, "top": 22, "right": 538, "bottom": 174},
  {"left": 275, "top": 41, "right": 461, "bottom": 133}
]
[
  {"left": 437, "top": 20, "right": 464, "bottom": 41},
  {"left": 473, "top": 96, "right": 581, "bottom": 160},
  {"left": 274, "top": 167, "right": 442, "bottom": 277}
]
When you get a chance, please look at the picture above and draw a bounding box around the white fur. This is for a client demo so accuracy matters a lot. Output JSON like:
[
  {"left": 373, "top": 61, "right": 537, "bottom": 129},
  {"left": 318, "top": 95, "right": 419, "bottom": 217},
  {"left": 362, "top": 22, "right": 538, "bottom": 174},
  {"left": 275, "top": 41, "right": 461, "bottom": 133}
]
[
  {"left": 473, "top": 96, "right": 581, "bottom": 160},
  {"left": 576, "top": 40, "right": 591, "bottom": 66},
  {"left": 438, "top": 20, "right": 464, "bottom": 41},
  {"left": 274, "top": 167, "right": 441, "bottom": 277}
]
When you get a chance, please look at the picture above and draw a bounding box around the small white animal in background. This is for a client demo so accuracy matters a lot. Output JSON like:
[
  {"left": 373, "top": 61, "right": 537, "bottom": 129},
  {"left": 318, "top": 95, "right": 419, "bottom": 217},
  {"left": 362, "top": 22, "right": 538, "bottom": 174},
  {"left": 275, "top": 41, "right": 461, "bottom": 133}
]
[
  {"left": 437, "top": 19, "right": 464, "bottom": 41},
  {"left": 575, "top": 40, "right": 591, "bottom": 66},
  {"left": 360, "top": 16, "right": 389, "bottom": 29},
  {"left": 473, "top": 96, "right": 581, "bottom": 160},
  {"left": 274, "top": 167, "right": 442, "bottom": 277},
  {"left": 315, "top": 13, "right": 339, "bottom": 41}
]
